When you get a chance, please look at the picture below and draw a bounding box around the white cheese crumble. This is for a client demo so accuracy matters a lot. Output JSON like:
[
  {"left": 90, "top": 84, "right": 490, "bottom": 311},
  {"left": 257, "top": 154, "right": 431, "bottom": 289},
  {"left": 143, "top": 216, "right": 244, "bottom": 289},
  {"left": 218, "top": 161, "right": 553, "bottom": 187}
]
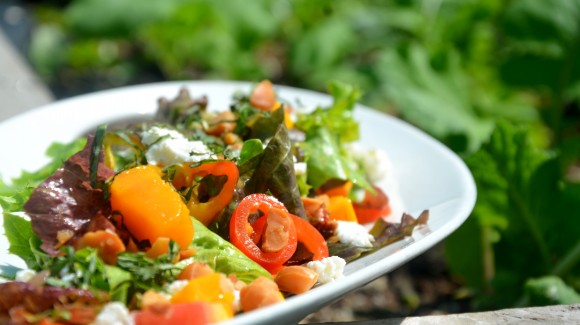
[
  {"left": 348, "top": 144, "right": 393, "bottom": 183},
  {"left": 305, "top": 256, "right": 346, "bottom": 284},
  {"left": 165, "top": 279, "right": 189, "bottom": 296},
  {"left": 335, "top": 221, "right": 375, "bottom": 248},
  {"left": 91, "top": 302, "right": 133, "bottom": 325},
  {"left": 141, "top": 126, "right": 215, "bottom": 166},
  {"left": 294, "top": 162, "right": 307, "bottom": 175},
  {"left": 15, "top": 269, "right": 36, "bottom": 282},
  {"left": 347, "top": 143, "right": 406, "bottom": 221},
  {"left": 140, "top": 126, "right": 184, "bottom": 146},
  {"left": 232, "top": 289, "right": 241, "bottom": 312}
]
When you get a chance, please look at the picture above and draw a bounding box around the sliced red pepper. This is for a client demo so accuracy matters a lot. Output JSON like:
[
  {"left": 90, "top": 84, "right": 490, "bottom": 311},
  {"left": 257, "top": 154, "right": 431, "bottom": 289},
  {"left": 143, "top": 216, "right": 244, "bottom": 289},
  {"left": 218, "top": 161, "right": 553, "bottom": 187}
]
[
  {"left": 173, "top": 161, "right": 239, "bottom": 226},
  {"left": 229, "top": 194, "right": 297, "bottom": 272},
  {"left": 353, "top": 185, "right": 391, "bottom": 224},
  {"left": 250, "top": 215, "right": 266, "bottom": 244},
  {"left": 253, "top": 209, "right": 329, "bottom": 263},
  {"left": 290, "top": 214, "right": 329, "bottom": 261}
]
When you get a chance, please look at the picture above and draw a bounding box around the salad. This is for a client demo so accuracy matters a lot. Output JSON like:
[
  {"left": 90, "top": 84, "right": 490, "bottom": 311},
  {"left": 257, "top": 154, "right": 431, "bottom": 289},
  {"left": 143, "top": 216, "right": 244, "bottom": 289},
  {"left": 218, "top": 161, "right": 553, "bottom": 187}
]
[{"left": 0, "top": 81, "right": 428, "bottom": 325}]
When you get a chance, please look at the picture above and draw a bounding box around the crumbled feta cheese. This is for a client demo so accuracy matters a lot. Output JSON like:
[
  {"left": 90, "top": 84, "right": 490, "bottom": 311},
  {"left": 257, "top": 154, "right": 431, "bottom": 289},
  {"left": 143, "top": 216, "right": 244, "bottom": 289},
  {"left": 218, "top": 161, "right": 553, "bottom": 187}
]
[
  {"left": 294, "top": 162, "right": 307, "bottom": 175},
  {"left": 92, "top": 302, "right": 133, "bottom": 325},
  {"left": 140, "top": 126, "right": 215, "bottom": 166},
  {"left": 15, "top": 269, "right": 36, "bottom": 282},
  {"left": 348, "top": 145, "right": 392, "bottom": 183},
  {"left": 335, "top": 221, "right": 375, "bottom": 248},
  {"left": 165, "top": 279, "right": 189, "bottom": 296},
  {"left": 305, "top": 256, "right": 346, "bottom": 284},
  {"left": 140, "top": 126, "right": 184, "bottom": 146},
  {"left": 232, "top": 289, "right": 241, "bottom": 312}
]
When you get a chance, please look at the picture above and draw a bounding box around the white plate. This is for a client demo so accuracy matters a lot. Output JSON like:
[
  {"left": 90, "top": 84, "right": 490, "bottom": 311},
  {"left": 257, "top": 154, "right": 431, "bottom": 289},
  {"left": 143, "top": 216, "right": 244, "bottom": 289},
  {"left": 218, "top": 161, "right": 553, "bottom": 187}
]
[{"left": 0, "top": 81, "right": 476, "bottom": 324}]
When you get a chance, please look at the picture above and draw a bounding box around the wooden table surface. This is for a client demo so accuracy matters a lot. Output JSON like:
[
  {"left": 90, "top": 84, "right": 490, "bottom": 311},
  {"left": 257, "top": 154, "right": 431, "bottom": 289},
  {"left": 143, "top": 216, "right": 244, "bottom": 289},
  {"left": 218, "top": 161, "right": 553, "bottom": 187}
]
[{"left": 2, "top": 27, "right": 579, "bottom": 325}]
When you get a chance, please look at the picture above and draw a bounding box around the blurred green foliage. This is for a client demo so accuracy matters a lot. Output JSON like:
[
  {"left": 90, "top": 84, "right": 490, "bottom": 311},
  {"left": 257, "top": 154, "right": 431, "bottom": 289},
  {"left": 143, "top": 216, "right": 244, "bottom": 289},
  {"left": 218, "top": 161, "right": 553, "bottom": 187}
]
[{"left": 27, "top": 0, "right": 580, "bottom": 312}]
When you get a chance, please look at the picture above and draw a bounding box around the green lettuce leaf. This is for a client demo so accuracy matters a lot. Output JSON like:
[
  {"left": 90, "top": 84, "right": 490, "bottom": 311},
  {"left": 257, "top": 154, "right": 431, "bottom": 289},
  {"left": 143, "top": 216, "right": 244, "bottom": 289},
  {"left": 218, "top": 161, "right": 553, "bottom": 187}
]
[
  {"left": 190, "top": 218, "right": 271, "bottom": 284},
  {"left": 3, "top": 213, "right": 41, "bottom": 269},
  {"left": 302, "top": 127, "right": 371, "bottom": 191},
  {"left": 296, "top": 80, "right": 361, "bottom": 143}
]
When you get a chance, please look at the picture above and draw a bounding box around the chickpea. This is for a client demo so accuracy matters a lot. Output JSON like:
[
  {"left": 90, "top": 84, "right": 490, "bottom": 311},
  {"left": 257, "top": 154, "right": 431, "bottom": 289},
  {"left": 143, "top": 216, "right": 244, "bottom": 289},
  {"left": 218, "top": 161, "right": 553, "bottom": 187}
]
[
  {"left": 240, "top": 277, "right": 284, "bottom": 312},
  {"left": 274, "top": 266, "right": 318, "bottom": 295},
  {"left": 141, "top": 290, "right": 170, "bottom": 310},
  {"left": 177, "top": 262, "right": 214, "bottom": 280}
]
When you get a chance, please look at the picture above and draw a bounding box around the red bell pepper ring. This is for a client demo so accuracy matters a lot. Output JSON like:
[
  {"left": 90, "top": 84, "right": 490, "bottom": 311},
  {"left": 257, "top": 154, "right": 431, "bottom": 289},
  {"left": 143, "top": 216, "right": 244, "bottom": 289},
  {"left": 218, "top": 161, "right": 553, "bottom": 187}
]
[
  {"left": 229, "top": 194, "right": 297, "bottom": 272},
  {"left": 353, "top": 185, "right": 391, "bottom": 224},
  {"left": 290, "top": 214, "right": 329, "bottom": 261},
  {"left": 174, "top": 161, "right": 239, "bottom": 226},
  {"left": 249, "top": 208, "right": 329, "bottom": 267}
]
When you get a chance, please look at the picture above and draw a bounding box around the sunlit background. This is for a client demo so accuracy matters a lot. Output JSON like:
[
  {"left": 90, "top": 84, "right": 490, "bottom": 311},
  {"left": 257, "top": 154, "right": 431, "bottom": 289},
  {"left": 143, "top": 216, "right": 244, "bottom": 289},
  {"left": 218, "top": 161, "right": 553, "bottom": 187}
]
[{"left": 2, "top": 0, "right": 580, "bottom": 322}]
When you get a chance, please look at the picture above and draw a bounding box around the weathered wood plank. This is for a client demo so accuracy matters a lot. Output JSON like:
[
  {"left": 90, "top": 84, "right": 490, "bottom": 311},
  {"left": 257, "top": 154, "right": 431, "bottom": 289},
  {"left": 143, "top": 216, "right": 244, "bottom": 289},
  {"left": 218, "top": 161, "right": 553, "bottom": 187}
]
[
  {"left": 311, "top": 304, "right": 580, "bottom": 325},
  {"left": 0, "top": 28, "right": 53, "bottom": 121}
]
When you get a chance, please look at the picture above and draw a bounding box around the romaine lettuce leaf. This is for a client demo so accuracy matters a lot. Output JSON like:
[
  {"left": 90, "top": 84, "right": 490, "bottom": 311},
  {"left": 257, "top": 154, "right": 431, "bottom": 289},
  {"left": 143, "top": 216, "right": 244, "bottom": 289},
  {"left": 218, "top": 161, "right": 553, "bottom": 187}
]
[{"left": 302, "top": 127, "right": 371, "bottom": 191}]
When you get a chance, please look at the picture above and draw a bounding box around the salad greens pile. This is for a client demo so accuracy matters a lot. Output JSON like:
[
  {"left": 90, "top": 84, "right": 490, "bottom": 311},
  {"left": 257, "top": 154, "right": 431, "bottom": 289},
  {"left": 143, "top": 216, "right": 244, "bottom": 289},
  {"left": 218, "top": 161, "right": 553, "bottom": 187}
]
[{"left": 0, "top": 81, "right": 427, "bottom": 324}]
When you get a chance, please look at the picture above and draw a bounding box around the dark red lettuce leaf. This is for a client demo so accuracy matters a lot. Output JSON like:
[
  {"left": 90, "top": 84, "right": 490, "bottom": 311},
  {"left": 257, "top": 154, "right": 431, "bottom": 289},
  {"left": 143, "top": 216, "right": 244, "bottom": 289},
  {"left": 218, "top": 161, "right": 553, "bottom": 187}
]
[
  {"left": 0, "top": 281, "right": 107, "bottom": 315},
  {"left": 330, "top": 210, "right": 430, "bottom": 262},
  {"left": 370, "top": 210, "right": 430, "bottom": 247},
  {"left": 23, "top": 135, "right": 115, "bottom": 255}
]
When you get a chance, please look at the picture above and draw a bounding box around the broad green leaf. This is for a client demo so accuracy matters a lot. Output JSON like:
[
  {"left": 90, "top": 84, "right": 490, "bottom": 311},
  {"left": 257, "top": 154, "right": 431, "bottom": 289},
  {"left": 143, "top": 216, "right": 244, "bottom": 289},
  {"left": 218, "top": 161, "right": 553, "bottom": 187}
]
[
  {"left": 446, "top": 120, "right": 580, "bottom": 308},
  {"left": 525, "top": 276, "right": 580, "bottom": 306},
  {"left": 65, "top": 0, "right": 180, "bottom": 37},
  {"left": 3, "top": 213, "right": 38, "bottom": 268},
  {"left": 499, "top": 0, "right": 580, "bottom": 90},
  {"left": 291, "top": 17, "right": 357, "bottom": 80},
  {"left": 377, "top": 44, "right": 494, "bottom": 153}
]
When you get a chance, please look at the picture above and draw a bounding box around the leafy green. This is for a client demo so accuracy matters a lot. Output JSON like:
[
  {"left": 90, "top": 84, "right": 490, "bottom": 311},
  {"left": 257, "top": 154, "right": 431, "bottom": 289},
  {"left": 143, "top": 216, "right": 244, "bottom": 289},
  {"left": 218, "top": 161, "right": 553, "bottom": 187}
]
[
  {"left": 445, "top": 120, "right": 580, "bottom": 308},
  {"left": 3, "top": 213, "right": 40, "bottom": 269},
  {"left": 28, "top": 242, "right": 182, "bottom": 304},
  {"left": 296, "top": 80, "right": 361, "bottom": 143},
  {"left": 90, "top": 124, "right": 108, "bottom": 188},
  {"left": 1, "top": 139, "right": 86, "bottom": 271},
  {"left": 302, "top": 127, "right": 370, "bottom": 191},
  {"left": 376, "top": 44, "right": 495, "bottom": 153},
  {"left": 65, "top": 0, "right": 180, "bottom": 37},
  {"left": 115, "top": 241, "right": 181, "bottom": 296},
  {"left": 41, "top": 246, "right": 112, "bottom": 291},
  {"left": 190, "top": 218, "right": 271, "bottom": 284},
  {"left": 0, "top": 139, "right": 86, "bottom": 212},
  {"left": 243, "top": 124, "right": 306, "bottom": 218},
  {"left": 238, "top": 139, "right": 264, "bottom": 165},
  {"left": 525, "top": 276, "right": 580, "bottom": 306},
  {"left": 235, "top": 102, "right": 285, "bottom": 141}
]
